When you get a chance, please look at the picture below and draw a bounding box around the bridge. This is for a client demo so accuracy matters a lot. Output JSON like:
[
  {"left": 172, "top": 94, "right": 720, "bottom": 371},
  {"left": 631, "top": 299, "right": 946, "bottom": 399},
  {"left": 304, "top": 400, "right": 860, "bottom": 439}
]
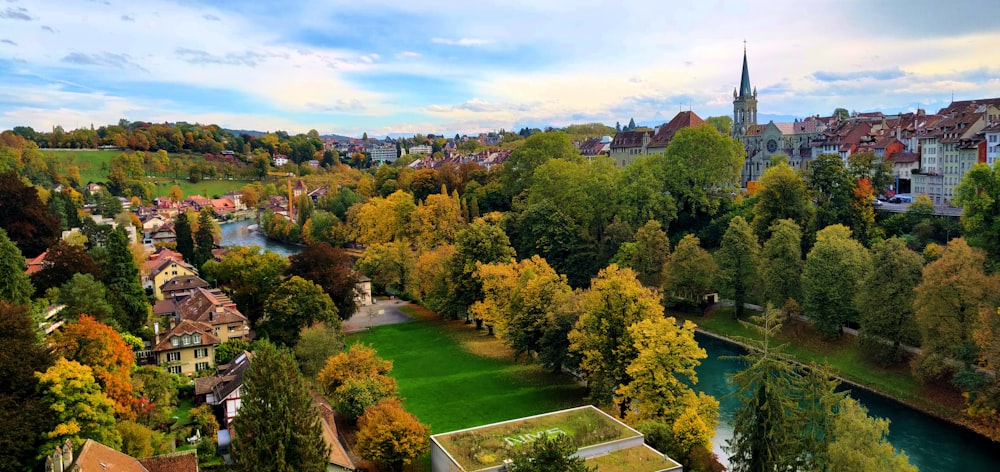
[{"left": 876, "top": 201, "right": 962, "bottom": 217}]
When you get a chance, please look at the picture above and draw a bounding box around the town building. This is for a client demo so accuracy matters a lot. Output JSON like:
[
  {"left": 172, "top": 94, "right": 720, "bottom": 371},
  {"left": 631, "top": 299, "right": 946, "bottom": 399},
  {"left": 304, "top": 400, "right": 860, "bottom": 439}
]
[
  {"left": 144, "top": 256, "right": 198, "bottom": 300},
  {"left": 152, "top": 319, "right": 219, "bottom": 375},
  {"left": 370, "top": 144, "right": 398, "bottom": 163},
  {"left": 175, "top": 287, "right": 251, "bottom": 343},
  {"left": 42, "top": 439, "right": 198, "bottom": 472}
]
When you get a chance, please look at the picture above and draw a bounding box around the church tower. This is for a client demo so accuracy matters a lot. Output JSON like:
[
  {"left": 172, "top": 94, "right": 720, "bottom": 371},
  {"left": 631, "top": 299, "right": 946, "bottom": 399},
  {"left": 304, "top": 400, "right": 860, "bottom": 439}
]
[{"left": 732, "top": 45, "right": 757, "bottom": 138}]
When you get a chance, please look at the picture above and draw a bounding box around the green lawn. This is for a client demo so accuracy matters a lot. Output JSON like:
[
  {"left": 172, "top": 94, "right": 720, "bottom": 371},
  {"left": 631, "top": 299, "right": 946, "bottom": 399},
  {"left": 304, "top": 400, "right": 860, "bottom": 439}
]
[
  {"left": 44, "top": 149, "right": 118, "bottom": 183},
  {"left": 348, "top": 313, "right": 587, "bottom": 435},
  {"left": 147, "top": 177, "right": 250, "bottom": 199},
  {"left": 675, "top": 308, "right": 958, "bottom": 418}
]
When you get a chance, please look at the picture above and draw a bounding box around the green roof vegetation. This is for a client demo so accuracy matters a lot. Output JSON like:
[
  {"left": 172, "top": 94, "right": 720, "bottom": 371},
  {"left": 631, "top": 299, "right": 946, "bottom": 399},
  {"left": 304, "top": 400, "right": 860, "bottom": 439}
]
[{"left": 585, "top": 445, "right": 680, "bottom": 472}]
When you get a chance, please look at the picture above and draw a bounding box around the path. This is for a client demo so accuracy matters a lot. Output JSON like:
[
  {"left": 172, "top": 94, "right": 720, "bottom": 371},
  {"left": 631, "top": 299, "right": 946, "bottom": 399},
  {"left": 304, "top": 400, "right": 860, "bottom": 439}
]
[{"left": 342, "top": 298, "right": 414, "bottom": 333}]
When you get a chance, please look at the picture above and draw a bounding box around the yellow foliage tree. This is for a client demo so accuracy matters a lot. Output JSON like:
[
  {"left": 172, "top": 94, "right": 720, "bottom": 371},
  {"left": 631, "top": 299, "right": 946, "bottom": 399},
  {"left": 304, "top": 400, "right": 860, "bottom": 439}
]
[
  {"left": 410, "top": 193, "right": 463, "bottom": 250},
  {"left": 356, "top": 399, "right": 429, "bottom": 472},
  {"left": 350, "top": 190, "right": 416, "bottom": 246}
]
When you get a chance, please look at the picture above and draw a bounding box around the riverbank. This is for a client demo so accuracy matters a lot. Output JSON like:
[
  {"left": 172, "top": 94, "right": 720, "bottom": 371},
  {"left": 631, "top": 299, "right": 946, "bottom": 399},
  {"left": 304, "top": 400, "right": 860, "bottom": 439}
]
[{"left": 677, "top": 307, "right": 1000, "bottom": 444}]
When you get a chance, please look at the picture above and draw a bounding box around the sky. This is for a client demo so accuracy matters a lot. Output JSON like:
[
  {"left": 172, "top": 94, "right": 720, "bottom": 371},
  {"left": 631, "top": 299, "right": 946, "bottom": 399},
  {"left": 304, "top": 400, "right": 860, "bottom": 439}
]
[{"left": 1, "top": 0, "right": 999, "bottom": 137}]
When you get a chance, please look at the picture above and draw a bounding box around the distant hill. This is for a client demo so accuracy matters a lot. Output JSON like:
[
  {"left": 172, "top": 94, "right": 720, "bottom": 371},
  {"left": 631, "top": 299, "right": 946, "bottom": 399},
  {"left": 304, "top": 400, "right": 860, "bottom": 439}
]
[
  {"left": 222, "top": 128, "right": 267, "bottom": 137},
  {"left": 320, "top": 133, "right": 357, "bottom": 141}
]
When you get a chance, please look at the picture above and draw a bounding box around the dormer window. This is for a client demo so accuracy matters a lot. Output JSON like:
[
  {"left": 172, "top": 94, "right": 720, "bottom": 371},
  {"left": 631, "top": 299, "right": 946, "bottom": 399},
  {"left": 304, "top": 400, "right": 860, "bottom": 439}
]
[
  {"left": 182, "top": 334, "right": 191, "bottom": 345},
  {"left": 171, "top": 337, "right": 180, "bottom": 347},
  {"left": 194, "top": 334, "right": 202, "bottom": 344}
]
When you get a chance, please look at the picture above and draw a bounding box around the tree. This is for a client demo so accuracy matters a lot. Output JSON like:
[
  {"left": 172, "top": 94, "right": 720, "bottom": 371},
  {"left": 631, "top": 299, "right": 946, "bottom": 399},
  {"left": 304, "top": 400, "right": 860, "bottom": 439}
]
[
  {"left": 131, "top": 365, "right": 178, "bottom": 429},
  {"left": 663, "top": 125, "right": 744, "bottom": 216},
  {"left": 912, "top": 238, "right": 999, "bottom": 384},
  {"left": 807, "top": 154, "right": 855, "bottom": 234},
  {"left": 355, "top": 399, "right": 430, "bottom": 472},
  {"left": 410, "top": 192, "right": 463, "bottom": 250},
  {"left": 231, "top": 341, "right": 328, "bottom": 472},
  {"left": 705, "top": 115, "right": 734, "bottom": 135},
  {"left": 288, "top": 242, "right": 360, "bottom": 320},
  {"left": 261, "top": 276, "right": 339, "bottom": 347},
  {"left": 193, "top": 207, "right": 216, "bottom": 268},
  {"left": 101, "top": 227, "right": 150, "bottom": 334},
  {"left": 751, "top": 162, "right": 813, "bottom": 239},
  {"left": 50, "top": 315, "right": 136, "bottom": 419},
  {"left": 954, "top": 161, "right": 1000, "bottom": 260},
  {"left": 512, "top": 199, "right": 591, "bottom": 288},
  {"left": 117, "top": 420, "right": 170, "bottom": 458},
  {"left": 167, "top": 184, "right": 183, "bottom": 203},
  {"left": 447, "top": 221, "right": 516, "bottom": 318},
  {"left": 833, "top": 108, "right": 850, "bottom": 121},
  {"left": 801, "top": 225, "right": 870, "bottom": 340},
  {"left": 0, "top": 228, "right": 33, "bottom": 304},
  {"left": 214, "top": 338, "right": 251, "bottom": 365},
  {"left": 509, "top": 433, "right": 594, "bottom": 472},
  {"left": 568, "top": 265, "right": 662, "bottom": 410},
  {"left": 629, "top": 220, "right": 670, "bottom": 288},
  {"left": 174, "top": 211, "right": 195, "bottom": 264},
  {"left": 354, "top": 240, "right": 412, "bottom": 295},
  {"left": 333, "top": 376, "right": 399, "bottom": 422},
  {"left": 854, "top": 238, "right": 923, "bottom": 365},
  {"left": 847, "top": 151, "right": 892, "bottom": 197},
  {"left": 348, "top": 190, "right": 416, "bottom": 246},
  {"left": 663, "top": 234, "right": 717, "bottom": 303},
  {"left": 36, "top": 358, "right": 121, "bottom": 456},
  {"left": 0, "top": 301, "right": 54, "bottom": 472},
  {"left": 760, "top": 219, "right": 802, "bottom": 311},
  {"left": 0, "top": 170, "right": 59, "bottom": 257},
  {"left": 827, "top": 398, "right": 917, "bottom": 472},
  {"left": 30, "top": 240, "right": 102, "bottom": 296},
  {"left": 318, "top": 344, "right": 393, "bottom": 394},
  {"left": 293, "top": 322, "right": 344, "bottom": 378},
  {"left": 616, "top": 317, "right": 718, "bottom": 455},
  {"left": 716, "top": 216, "right": 760, "bottom": 319},
  {"left": 499, "top": 131, "right": 580, "bottom": 198},
  {"left": 208, "top": 245, "right": 287, "bottom": 327}
]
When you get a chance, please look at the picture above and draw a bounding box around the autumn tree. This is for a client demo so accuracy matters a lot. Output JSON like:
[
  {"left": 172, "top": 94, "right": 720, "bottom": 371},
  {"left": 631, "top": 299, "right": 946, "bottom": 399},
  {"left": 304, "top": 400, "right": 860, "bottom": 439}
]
[
  {"left": 447, "top": 221, "right": 516, "bottom": 318},
  {"left": 629, "top": 219, "right": 670, "bottom": 288},
  {"left": 261, "top": 276, "right": 339, "bottom": 347},
  {"left": 912, "top": 238, "right": 999, "bottom": 384},
  {"left": 0, "top": 228, "right": 33, "bottom": 304},
  {"left": 751, "top": 162, "right": 813, "bottom": 239},
  {"left": 36, "top": 358, "right": 122, "bottom": 456},
  {"left": 348, "top": 189, "right": 416, "bottom": 246},
  {"left": 29, "top": 240, "right": 101, "bottom": 296},
  {"left": 0, "top": 170, "right": 59, "bottom": 257},
  {"left": 208, "top": 245, "right": 287, "bottom": 326},
  {"left": 101, "top": 227, "right": 150, "bottom": 334},
  {"left": 50, "top": 315, "right": 136, "bottom": 419},
  {"left": 854, "top": 238, "right": 923, "bottom": 365},
  {"left": 0, "top": 302, "right": 54, "bottom": 472},
  {"left": 293, "top": 322, "right": 344, "bottom": 379},
  {"left": 954, "top": 161, "right": 1000, "bottom": 260},
  {"left": 569, "top": 265, "right": 662, "bottom": 410},
  {"left": 663, "top": 125, "right": 744, "bottom": 217},
  {"left": 318, "top": 344, "right": 393, "bottom": 394},
  {"left": 408, "top": 244, "right": 454, "bottom": 315},
  {"left": 663, "top": 234, "right": 717, "bottom": 304},
  {"left": 356, "top": 399, "right": 430, "bottom": 472},
  {"left": 760, "top": 219, "right": 802, "bottom": 310},
  {"left": 354, "top": 240, "right": 412, "bottom": 295},
  {"left": 288, "top": 242, "right": 360, "bottom": 320},
  {"left": 131, "top": 365, "right": 178, "bottom": 429},
  {"left": 801, "top": 225, "right": 870, "bottom": 340},
  {"left": 471, "top": 255, "right": 571, "bottom": 359},
  {"left": 824, "top": 398, "right": 917, "bottom": 471},
  {"left": 716, "top": 216, "right": 760, "bottom": 319},
  {"left": 509, "top": 434, "right": 594, "bottom": 472},
  {"left": 231, "top": 341, "right": 328, "bottom": 472}
]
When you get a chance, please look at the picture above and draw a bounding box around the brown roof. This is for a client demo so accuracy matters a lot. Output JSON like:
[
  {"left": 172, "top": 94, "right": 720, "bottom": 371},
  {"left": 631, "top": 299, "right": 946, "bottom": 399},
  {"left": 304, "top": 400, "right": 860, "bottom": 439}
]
[
  {"left": 610, "top": 130, "right": 650, "bottom": 149},
  {"left": 25, "top": 251, "right": 47, "bottom": 275},
  {"left": 152, "top": 319, "right": 220, "bottom": 352},
  {"left": 160, "top": 275, "right": 210, "bottom": 294},
  {"left": 745, "top": 124, "right": 766, "bottom": 137},
  {"left": 73, "top": 439, "right": 149, "bottom": 472},
  {"left": 647, "top": 111, "right": 706, "bottom": 148},
  {"left": 148, "top": 257, "right": 196, "bottom": 279},
  {"left": 153, "top": 298, "right": 180, "bottom": 317},
  {"left": 888, "top": 152, "right": 919, "bottom": 164},
  {"left": 138, "top": 450, "right": 198, "bottom": 472},
  {"left": 177, "top": 287, "right": 247, "bottom": 326},
  {"left": 316, "top": 399, "right": 357, "bottom": 470}
]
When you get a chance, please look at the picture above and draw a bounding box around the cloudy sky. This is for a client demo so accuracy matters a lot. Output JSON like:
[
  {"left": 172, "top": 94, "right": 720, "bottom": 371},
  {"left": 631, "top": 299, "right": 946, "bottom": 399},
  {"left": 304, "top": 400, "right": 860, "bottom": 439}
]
[{"left": 1, "top": 0, "right": 998, "bottom": 137}]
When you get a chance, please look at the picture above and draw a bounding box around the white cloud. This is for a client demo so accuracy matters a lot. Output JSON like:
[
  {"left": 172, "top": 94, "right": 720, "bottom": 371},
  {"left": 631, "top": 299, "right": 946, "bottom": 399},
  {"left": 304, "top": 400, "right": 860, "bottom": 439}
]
[
  {"left": 431, "top": 37, "right": 492, "bottom": 47},
  {"left": 396, "top": 51, "right": 421, "bottom": 58}
]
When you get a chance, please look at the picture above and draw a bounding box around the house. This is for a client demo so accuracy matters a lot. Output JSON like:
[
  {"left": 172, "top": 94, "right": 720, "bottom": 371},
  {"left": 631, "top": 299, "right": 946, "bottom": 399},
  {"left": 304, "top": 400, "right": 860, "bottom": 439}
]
[
  {"left": 183, "top": 196, "right": 212, "bottom": 211},
  {"left": 38, "top": 304, "right": 66, "bottom": 335},
  {"left": 85, "top": 182, "right": 103, "bottom": 194},
  {"left": 145, "top": 256, "right": 198, "bottom": 300},
  {"left": 195, "top": 351, "right": 251, "bottom": 430},
  {"left": 160, "top": 275, "right": 211, "bottom": 300},
  {"left": 176, "top": 287, "right": 251, "bottom": 342},
  {"left": 307, "top": 186, "right": 329, "bottom": 201},
  {"left": 42, "top": 439, "right": 198, "bottom": 472},
  {"left": 210, "top": 197, "right": 237, "bottom": 216},
  {"left": 273, "top": 154, "right": 289, "bottom": 166},
  {"left": 142, "top": 215, "right": 167, "bottom": 234},
  {"left": 888, "top": 152, "right": 920, "bottom": 194},
  {"left": 316, "top": 399, "right": 359, "bottom": 471},
  {"left": 645, "top": 111, "right": 708, "bottom": 156},
  {"left": 152, "top": 319, "right": 219, "bottom": 376},
  {"left": 25, "top": 251, "right": 47, "bottom": 275},
  {"left": 222, "top": 191, "right": 245, "bottom": 210},
  {"left": 356, "top": 275, "right": 372, "bottom": 307},
  {"left": 409, "top": 144, "right": 432, "bottom": 155},
  {"left": 149, "top": 224, "right": 177, "bottom": 246},
  {"left": 609, "top": 129, "right": 652, "bottom": 167}
]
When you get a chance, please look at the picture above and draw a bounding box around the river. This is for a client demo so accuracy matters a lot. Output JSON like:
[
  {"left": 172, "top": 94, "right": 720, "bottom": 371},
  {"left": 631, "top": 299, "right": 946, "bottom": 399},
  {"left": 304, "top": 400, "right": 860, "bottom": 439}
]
[{"left": 216, "top": 219, "right": 999, "bottom": 471}]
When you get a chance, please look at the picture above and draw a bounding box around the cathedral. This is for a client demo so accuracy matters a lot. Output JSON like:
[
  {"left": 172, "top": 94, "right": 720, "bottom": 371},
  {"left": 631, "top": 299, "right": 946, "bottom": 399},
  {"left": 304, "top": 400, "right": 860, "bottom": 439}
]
[{"left": 732, "top": 47, "right": 828, "bottom": 185}]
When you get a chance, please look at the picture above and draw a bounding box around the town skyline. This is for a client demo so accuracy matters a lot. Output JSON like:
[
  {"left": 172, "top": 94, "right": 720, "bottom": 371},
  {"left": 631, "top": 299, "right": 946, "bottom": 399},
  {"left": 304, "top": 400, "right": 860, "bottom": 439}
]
[{"left": 1, "top": 0, "right": 998, "bottom": 137}]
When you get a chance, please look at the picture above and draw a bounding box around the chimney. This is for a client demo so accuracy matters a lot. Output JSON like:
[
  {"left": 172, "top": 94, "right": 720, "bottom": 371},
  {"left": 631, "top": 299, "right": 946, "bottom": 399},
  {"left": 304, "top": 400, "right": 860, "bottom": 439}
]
[
  {"left": 62, "top": 439, "right": 73, "bottom": 467},
  {"left": 51, "top": 448, "right": 63, "bottom": 472},
  {"left": 154, "top": 322, "right": 160, "bottom": 345}
]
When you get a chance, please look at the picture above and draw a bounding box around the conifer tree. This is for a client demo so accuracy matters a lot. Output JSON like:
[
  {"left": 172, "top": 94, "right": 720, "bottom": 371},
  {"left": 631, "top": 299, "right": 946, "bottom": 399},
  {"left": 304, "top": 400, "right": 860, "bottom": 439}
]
[
  {"left": 232, "top": 341, "right": 328, "bottom": 472},
  {"left": 716, "top": 216, "right": 759, "bottom": 319},
  {"left": 174, "top": 211, "right": 194, "bottom": 264},
  {"left": 0, "top": 228, "right": 33, "bottom": 305},
  {"left": 102, "top": 227, "right": 149, "bottom": 334},
  {"left": 193, "top": 208, "right": 215, "bottom": 268}
]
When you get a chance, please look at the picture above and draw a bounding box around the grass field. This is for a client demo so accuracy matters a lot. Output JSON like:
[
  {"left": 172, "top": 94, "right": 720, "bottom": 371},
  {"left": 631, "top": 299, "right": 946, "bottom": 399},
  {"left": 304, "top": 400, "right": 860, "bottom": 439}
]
[
  {"left": 348, "top": 306, "right": 587, "bottom": 435},
  {"left": 42, "top": 149, "right": 251, "bottom": 198}
]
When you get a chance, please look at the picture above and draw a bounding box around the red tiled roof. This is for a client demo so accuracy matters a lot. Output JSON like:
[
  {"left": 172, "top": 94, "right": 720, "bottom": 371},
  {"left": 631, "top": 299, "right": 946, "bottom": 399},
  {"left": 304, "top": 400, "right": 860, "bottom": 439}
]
[
  {"left": 73, "top": 439, "right": 149, "bottom": 472},
  {"left": 152, "top": 319, "right": 220, "bottom": 352},
  {"left": 888, "top": 152, "right": 919, "bottom": 164},
  {"left": 610, "top": 130, "right": 650, "bottom": 149},
  {"left": 138, "top": 450, "right": 198, "bottom": 472},
  {"left": 25, "top": 251, "right": 47, "bottom": 275},
  {"left": 647, "top": 111, "right": 707, "bottom": 148}
]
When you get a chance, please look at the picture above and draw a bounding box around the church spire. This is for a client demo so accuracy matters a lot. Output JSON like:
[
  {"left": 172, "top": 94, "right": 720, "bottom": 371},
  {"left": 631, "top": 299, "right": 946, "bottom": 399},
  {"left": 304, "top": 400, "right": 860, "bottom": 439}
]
[{"left": 739, "top": 43, "right": 752, "bottom": 99}]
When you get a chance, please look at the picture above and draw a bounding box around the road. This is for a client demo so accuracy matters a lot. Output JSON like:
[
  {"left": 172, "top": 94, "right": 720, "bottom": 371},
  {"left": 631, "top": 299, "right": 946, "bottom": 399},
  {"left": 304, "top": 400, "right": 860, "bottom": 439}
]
[
  {"left": 341, "top": 299, "right": 414, "bottom": 333},
  {"left": 875, "top": 201, "right": 962, "bottom": 217}
]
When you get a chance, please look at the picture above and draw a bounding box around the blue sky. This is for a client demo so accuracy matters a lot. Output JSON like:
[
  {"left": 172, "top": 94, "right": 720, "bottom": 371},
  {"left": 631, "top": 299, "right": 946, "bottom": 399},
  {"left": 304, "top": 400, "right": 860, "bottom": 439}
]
[{"left": 1, "top": 0, "right": 998, "bottom": 137}]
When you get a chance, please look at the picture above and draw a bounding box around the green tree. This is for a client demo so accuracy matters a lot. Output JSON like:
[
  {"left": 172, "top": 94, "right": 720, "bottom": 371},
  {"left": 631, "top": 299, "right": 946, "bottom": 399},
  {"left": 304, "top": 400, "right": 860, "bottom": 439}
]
[
  {"left": 827, "top": 398, "right": 917, "bottom": 472},
  {"left": 293, "top": 322, "right": 344, "bottom": 378},
  {"left": 193, "top": 207, "right": 216, "bottom": 268},
  {"left": 58, "top": 273, "right": 115, "bottom": 324},
  {"left": 847, "top": 151, "right": 892, "bottom": 197},
  {"left": 705, "top": 115, "right": 734, "bottom": 135},
  {"left": 499, "top": 131, "right": 579, "bottom": 197},
  {"left": 102, "top": 227, "right": 149, "bottom": 334},
  {"left": 231, "top": 341, "right": 328, "bottom": 472},
  {"left": 36, "top": 358, "right": 121, "bottom": 456},
  {"left": 663, "top": 234, "right": 717, "bottom": 303},
  {"left": 509, "top": 434, "right": 594, "bottom": 472},
  {"left": 833, "top": 108, "right": 850, "bottom": 121},
  {"left": 613, "top": 155, "right": 677, "bottom": 231},
  {"left": 716, "top": 216, "right": 760, "bottom": 319},
  {"left": 629, "top": 220, "right": 670, "bottom": 288},
  {"left": 30, "top": 240, "right": 102, "bottom": 296},
  {"left": 760, "top": 219, "right": 802, "bottom": 310},
  {"left": 0, "top": 301, "right": 54, "bottom": 472},
  {"left": 447, "top": 221, "right": 515, "bottom": 318},
  {"left": 568, "top": 265, "right": 661, "bottom": 411},
  {"left": 214, "top": 338, "right": 251, "bottom": 365},
  {"left": 751, "top": 162, "right": 813, "bottom": 239},
  {"left": 0, "top": 228, "right": 33, "bottom": 304},
  {"left": 854, "top": 238, "right": 923, "bottom": 365},
  {"left": 208, "top": 245, "right": 287, "bottom": 327},
  {"left": 512, "top": 199, "right": 591, "bottom": 288},
  {"left": 132, "top": 365, "right": 178, "bottom": 429},
  {"left": 806, "top": 154, "right": 855, "bottom": 235},
  {"left": 954, "top": 161, "right": 1000, "bottom": 260},
  {"left": 801, "top": 225, "right": 870, "bottom": 340},
  {"left": 663, "top": 125, "right": 744, "bottom": 216},
  {"left": 261, "top": 276, "right": 339, "bottom": 347}
]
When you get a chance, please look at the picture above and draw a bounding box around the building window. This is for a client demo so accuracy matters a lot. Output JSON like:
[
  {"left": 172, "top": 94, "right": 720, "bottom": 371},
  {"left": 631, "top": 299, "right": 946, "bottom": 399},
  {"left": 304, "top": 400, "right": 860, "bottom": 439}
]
[
  {"left": 167, "top": 366, "right": 182, "bottom": 374},
  {"left": 194, "top": 348, "right": 208, "bottom": 359},
  {"left": 182, "top": 334, "right": 191, "bottom": 346},
  {"left": 195, "top": 362, "right": 211, "bottom": 372},
  {"left": 229, "top": 326, "right": 237, "bottom": 332},
  {"left": 166, "top": 352, "right": 181, "bottom": 362},
  {"left": 171, "top": 337, "right": 180, "bottom": 347},
  {"left": 194, "top": 334, "right": 202, "bottom": 344}
]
